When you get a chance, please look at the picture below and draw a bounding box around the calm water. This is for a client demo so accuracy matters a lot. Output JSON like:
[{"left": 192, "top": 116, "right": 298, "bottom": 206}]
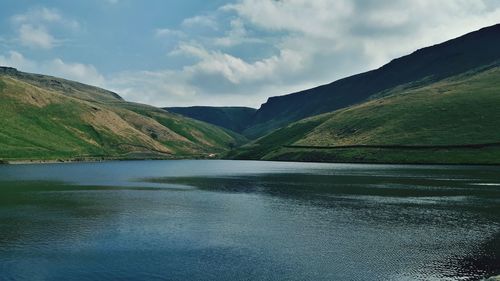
[{"left": 0, "top": 160, "right": 499, "bottom": 281}]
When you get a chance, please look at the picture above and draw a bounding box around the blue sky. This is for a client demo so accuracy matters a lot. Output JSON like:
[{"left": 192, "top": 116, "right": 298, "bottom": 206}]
[{"left": 1, "top": 0, "right": 500, "bottom": 108}]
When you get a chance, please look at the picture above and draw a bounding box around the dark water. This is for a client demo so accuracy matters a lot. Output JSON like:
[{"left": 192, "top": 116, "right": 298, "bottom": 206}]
[{"left": 0, "top": 160, "right": 499, "bottom": 281}]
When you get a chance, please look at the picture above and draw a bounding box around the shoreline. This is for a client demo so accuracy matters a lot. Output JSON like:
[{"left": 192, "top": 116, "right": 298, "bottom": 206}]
[
  {"left": 5, "top": 159, "right": 108, "bottom": 165},
  {"left": 1, "top": 154, "right": 225, "bottom": 165},
  {"left": 1, "top": 156, "right": 174, "bottom": 165},
  {"left": 1, "top": 156, "right": 500, "bottom": 167}
]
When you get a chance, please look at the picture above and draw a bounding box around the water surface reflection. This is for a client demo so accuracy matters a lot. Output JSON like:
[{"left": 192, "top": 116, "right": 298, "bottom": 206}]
[{"left": 0, "top": 160, "right": 498, "bottom": 280}]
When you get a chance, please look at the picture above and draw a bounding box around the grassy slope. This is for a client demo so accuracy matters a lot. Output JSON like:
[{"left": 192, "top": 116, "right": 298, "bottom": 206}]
[
  {"left": 0, "top": 73, "right": 243, "bottom": 161},
  {"left": 244, "top": 24, "right": 500, "bottom": 138},
  {"left": 229, "top": 66, "right": 500, "bottom": 164}
]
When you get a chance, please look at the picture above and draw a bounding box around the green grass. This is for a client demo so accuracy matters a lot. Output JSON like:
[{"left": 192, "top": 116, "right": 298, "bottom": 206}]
[
  {"left": 227, "top": 114, "right": 330, "bottom": 159},
  {"left": 230, "top": 67, "right": 500, "bottom": 164},
  {"left": 119, "top": 103, "right": 246, "bottom": 154},
  {"left": 244, "top": 24, "right": 500, "bottom": 138},
  {"left": 0, "top": 105, "right": 122, "bottom": 160},
  {"left": 297, "top": 68, "right": 500, "bottom": 146},
  {"left": 264, "top": 147, "right": 500, "bottom": 165},
  {"left": 0, "top": 74, "right": 243, "bottom": 161}
]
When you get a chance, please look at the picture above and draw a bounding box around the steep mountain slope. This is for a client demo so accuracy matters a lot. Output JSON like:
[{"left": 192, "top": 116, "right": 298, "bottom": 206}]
[
  {"left": 229, "top": 65, "right": 500, "bottom": 164},
  {"left": 0, "top": 67, "right": 244, "bottom": 162},
  {"left": 0, "top": 66, "right": 122, "bottom": 103},
  {"left": 165, "top": 106, "right": 256, "bottom": 133},
  {"left": 244, "top": 23, "right": 500, "bottom": 138}
]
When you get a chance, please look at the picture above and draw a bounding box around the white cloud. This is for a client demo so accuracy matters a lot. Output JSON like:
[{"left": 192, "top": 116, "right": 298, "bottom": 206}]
[
  {"left": 223, "top": 0, "right": 354, "bottom": 40},
  {"left": 102, "top": 42, "right": 312, "bottom": 107},
  {"left": 177, "top": 0, "right": 500, "bottom": 106},
  {"left": 107, "top": 70, "right": 197, "bottom": 106},
  {"left": 0, "top": 36, "right": 8, "bottom": 48},
  {"left": 48, "top": 58, "right": 105, "bottom": 86},
  {"left": 18, "top": 24, "right": 57, "bottom": 49},
  {"left": 120, "top": 0, "right": 500, "bottom": 107},
  {"left": 12, "top": 7, "right": 63, "bottom": 24},
  {"left": 5, "top": 1, "right": 500, "bottom": 108},
  {"left": 212, "top": 19, "right": 263, "bottom": 47},
  {"left": 182, "top": 15, "right": 218, "bottom": 30},
  {"left": 176, "top": 43, "right": 304, "bottom": 84},
  {"left": 12, "top": 7, "right": 79, "bottom": 30},
  {"left": 10, "top": 7, "right": 80, "bottom": 50},
  {"left": 155, "top": 28, "right": 185, "bottom": 38},
  {"left": 224, "top": 0, "right": 500, "bottom": 67},
  {"left": 0, "top": 51, "right": 37, "bottom": 70},
  {"left": 106, "top": 68, "right": 287, "bottom": 107}
]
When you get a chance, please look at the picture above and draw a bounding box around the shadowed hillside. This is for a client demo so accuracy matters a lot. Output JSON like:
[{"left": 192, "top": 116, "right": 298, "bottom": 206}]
[
  {"left": 229, "top": 65, "right": 500, "bottom": 164},
  {"left": 243, "top": 24, "right": 500, "bottom": 138},
  {"left": 165, "top": 106, "right": 256, "bottom": 133}
]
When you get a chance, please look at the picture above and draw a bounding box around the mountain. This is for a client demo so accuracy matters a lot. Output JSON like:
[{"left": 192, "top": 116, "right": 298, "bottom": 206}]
[
  {"left": 0, "top": 67, "right": 244, "bottom": 162},
  {"left": 243, "top": 24, "right": 500, "bottom": 138},
  {"left": 4, "top": 24, "right": 500, "bottom": 164},
  {"left": 165, "top": 106, "right": 256, "bottom": 134},
  {"left": 228, "top": 64, "right": 500, "bottom": 164}
]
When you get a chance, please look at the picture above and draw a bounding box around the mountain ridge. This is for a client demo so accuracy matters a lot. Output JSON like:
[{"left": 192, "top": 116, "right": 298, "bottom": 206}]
[
  {"left": 165, "top": 106, "right": 257, "bottom": 134},
  {"left": 163, "top": 24, "right": 500, "bottom": 139},
  {"left": 228, "top": 64, "right": 500, "bottom": 164},
  {"left": 0, "top": 66, "right": 123, "bottom": 102},
  {"left": 0, "top": 67, "right": 244, "bottom": 162},
  {"left": 4, "top": 24, "right": 500, "bottom": 164},
  {"left": 242, "top": 23, "right": 500, "bottom": 137}
]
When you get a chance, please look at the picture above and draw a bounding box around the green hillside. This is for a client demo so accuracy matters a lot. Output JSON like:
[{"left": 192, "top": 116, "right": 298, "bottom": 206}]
[
  {"left": 0, "top": 67, "right": 244, "bottom": 162},
  {"left": 229, "top": 65, "right": 500, "bottom": 164},
  {"left": 243, "top": 24, "right": 500, "bottom": 138},
  {"left": 165, "top": 106, "right": 256, "bottom": 133}
]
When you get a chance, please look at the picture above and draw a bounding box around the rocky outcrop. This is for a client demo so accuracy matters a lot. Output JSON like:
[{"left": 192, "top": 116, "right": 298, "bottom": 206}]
[{"left": 0, "top": 66, "right": 18, "bottom": 75}]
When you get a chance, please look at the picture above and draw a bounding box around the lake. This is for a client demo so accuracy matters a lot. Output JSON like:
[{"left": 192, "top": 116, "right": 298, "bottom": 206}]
[{"left": 0, "top": 160, "right": 499, "bottom": 281}]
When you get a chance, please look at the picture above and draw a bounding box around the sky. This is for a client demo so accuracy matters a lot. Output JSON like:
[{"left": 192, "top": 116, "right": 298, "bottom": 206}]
[{"left": 1, "top": 0, "right": 500, "bottom": 108}]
